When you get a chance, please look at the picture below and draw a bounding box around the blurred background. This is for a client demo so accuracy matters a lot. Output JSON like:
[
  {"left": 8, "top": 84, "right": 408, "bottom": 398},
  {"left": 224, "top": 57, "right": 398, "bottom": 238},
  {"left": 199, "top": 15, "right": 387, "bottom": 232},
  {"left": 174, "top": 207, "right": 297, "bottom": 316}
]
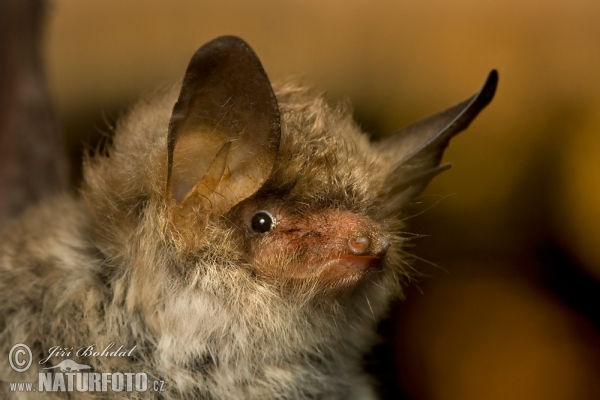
[{"left": 26, "top": 0, "right": 600, "bottom": 398}]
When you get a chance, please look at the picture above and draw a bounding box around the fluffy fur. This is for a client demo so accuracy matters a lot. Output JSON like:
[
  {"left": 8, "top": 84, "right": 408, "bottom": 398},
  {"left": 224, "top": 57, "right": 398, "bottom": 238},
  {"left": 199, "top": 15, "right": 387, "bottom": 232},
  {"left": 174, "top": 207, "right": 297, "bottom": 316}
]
[
  {"left": 0, "top": 35, "right": 496, "bottom": 398},
  {"left": 0, "top": 83, "right": 410, "bottom": 399}
]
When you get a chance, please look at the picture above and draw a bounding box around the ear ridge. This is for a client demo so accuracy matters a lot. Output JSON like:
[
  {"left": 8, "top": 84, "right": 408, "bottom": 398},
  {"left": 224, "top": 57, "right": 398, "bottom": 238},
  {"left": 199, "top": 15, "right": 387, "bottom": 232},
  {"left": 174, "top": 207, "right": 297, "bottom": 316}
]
[
  {"left": 179, "top": 141, "right": 231, "bottom": 206},
  {"left": 166, "top": 36, "right": 281, "bottom": 218},
  {"left": 170, "top": 142, "right": 233, "bottom": 228}
]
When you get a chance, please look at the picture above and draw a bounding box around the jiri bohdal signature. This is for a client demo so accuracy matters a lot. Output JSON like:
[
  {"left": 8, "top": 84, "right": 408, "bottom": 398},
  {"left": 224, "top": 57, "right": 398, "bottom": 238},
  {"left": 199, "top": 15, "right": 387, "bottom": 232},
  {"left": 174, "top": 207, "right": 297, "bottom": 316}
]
[{"left": 40, "top": 343, "right": 137, "bottom": 365}]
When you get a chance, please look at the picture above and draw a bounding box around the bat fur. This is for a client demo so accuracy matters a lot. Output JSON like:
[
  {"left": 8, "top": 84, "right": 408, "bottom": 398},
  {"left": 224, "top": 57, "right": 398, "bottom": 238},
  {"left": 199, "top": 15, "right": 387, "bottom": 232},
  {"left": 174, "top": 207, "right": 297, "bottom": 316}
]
[{"left": 0, "top": 36, "right": 496, "bottom": 399}]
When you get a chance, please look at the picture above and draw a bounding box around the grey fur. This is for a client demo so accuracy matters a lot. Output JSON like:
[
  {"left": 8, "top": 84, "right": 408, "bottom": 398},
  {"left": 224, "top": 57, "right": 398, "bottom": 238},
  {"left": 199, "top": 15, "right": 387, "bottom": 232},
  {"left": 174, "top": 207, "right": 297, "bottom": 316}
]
[{"left": 0, "top": 36, "right": 495, "bottom": 399}]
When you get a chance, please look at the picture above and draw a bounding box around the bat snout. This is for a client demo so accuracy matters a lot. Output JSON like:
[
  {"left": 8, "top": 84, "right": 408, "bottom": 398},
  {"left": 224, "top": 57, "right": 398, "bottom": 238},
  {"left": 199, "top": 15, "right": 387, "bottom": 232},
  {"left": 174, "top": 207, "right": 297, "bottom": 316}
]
[
  {"left": 251, "top": 208, "right": 391, "bottom": 285},
  {"left": 339, "top": 234, "right": 390, "bottom": 272}
]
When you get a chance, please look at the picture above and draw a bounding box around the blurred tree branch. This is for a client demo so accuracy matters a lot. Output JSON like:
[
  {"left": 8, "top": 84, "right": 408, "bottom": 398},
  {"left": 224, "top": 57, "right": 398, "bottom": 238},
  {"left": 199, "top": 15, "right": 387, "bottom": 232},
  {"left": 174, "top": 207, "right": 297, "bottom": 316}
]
[{"left": 0, "top": 0, "right": 68, "bottom": 231}]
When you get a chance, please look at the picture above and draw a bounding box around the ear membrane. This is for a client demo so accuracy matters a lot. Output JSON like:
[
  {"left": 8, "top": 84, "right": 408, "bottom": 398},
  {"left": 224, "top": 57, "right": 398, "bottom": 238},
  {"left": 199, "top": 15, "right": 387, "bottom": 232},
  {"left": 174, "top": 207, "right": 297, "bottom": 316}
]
[
  {"left": 375, "top": 70, "right": 498, "bottom": 206},
  {"left": 166, "top": 35, "right": 281, "bottom": 218}
]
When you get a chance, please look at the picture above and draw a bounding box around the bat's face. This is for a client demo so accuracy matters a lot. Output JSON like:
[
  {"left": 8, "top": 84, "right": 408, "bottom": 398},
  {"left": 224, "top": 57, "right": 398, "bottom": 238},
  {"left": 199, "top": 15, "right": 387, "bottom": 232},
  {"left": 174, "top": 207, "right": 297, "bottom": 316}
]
[
  {"left": 161, "top": 36, "right": 496, "bottom": 294},
  {"left": 220, "top": 82, "right": 398, "bottom": 291},
  {"left": 232, "top": 193, "right": 390, "bottom": 289}
]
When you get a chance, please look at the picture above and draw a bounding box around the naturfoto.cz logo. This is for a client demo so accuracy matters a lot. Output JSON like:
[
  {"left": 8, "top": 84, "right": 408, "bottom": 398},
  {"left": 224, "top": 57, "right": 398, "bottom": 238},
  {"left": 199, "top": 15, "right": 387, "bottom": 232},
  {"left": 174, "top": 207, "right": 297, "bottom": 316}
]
[{"left": 7, "top": 343, "right": 165, "bottom": 394}]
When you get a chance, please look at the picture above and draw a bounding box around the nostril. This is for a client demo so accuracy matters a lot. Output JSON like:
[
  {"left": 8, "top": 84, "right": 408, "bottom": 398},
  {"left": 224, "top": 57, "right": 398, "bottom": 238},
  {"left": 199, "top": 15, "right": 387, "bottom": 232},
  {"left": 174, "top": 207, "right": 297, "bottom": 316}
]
[{"left": 348, "top": 236, "right": 371, "bottom": 255}]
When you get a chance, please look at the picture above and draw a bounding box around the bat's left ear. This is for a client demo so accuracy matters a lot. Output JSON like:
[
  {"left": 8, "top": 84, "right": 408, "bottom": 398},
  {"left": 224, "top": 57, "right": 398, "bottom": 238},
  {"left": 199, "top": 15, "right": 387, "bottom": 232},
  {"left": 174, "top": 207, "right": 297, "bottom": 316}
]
[
  {"left": 375, "top": 70, "right": 498, "bottom": 206},
  {"left": 166, "top": 36, "right": 281, "bottom": 220}
]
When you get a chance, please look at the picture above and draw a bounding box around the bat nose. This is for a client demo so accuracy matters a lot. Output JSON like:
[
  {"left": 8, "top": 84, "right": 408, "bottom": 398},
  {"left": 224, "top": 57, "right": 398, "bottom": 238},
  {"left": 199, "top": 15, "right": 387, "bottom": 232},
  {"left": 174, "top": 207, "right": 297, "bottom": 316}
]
[{"left": 348, "top": 235, "right": 390, "bottom": 257}]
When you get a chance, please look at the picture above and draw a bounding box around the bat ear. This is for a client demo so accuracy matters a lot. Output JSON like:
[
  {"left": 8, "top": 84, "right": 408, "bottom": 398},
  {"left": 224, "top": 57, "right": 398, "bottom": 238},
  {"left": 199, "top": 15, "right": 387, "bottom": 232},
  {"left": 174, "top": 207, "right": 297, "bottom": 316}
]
[
  {"left": 166, "top": 35, "right": 281, "bottom": 218},
  {"left": 375, "top": 70, "right": 498, "bottom": 206}
]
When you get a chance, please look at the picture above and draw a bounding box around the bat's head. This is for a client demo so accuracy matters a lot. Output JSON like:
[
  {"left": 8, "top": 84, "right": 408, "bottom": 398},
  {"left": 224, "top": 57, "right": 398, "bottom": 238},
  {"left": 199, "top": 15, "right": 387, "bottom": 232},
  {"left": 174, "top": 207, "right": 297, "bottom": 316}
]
[
  {"left": 163, "top": 36, "right": 497, "bottom": 296},
  {"left": 82, "top": 36, "right": 497, "bottom": 314}
]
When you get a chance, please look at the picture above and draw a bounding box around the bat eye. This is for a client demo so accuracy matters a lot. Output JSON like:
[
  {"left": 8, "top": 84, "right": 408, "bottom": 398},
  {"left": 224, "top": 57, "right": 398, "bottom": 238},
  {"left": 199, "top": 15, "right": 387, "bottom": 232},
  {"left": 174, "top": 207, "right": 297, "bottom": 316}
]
[{"left": 251, "top": 210, "right": 276, "bottom": 234}]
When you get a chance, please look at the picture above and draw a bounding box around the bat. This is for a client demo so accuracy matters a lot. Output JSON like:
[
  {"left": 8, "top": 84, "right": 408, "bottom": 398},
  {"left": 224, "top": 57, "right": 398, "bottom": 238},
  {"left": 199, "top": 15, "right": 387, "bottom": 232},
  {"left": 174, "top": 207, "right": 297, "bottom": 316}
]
[{"left": 0, "top": 35, "right": 497, "bottom": 398}]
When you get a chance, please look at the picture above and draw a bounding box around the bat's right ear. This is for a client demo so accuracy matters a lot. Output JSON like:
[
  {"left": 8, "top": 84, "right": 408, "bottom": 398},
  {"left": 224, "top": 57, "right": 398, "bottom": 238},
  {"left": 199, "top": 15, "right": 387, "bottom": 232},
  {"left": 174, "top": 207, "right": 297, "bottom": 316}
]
[
  {"left": 375, "top": 70, "right": 498, "bottom": 207},
  {"left": 166, "top": 36, "right": 281, "bottom": 221}
]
